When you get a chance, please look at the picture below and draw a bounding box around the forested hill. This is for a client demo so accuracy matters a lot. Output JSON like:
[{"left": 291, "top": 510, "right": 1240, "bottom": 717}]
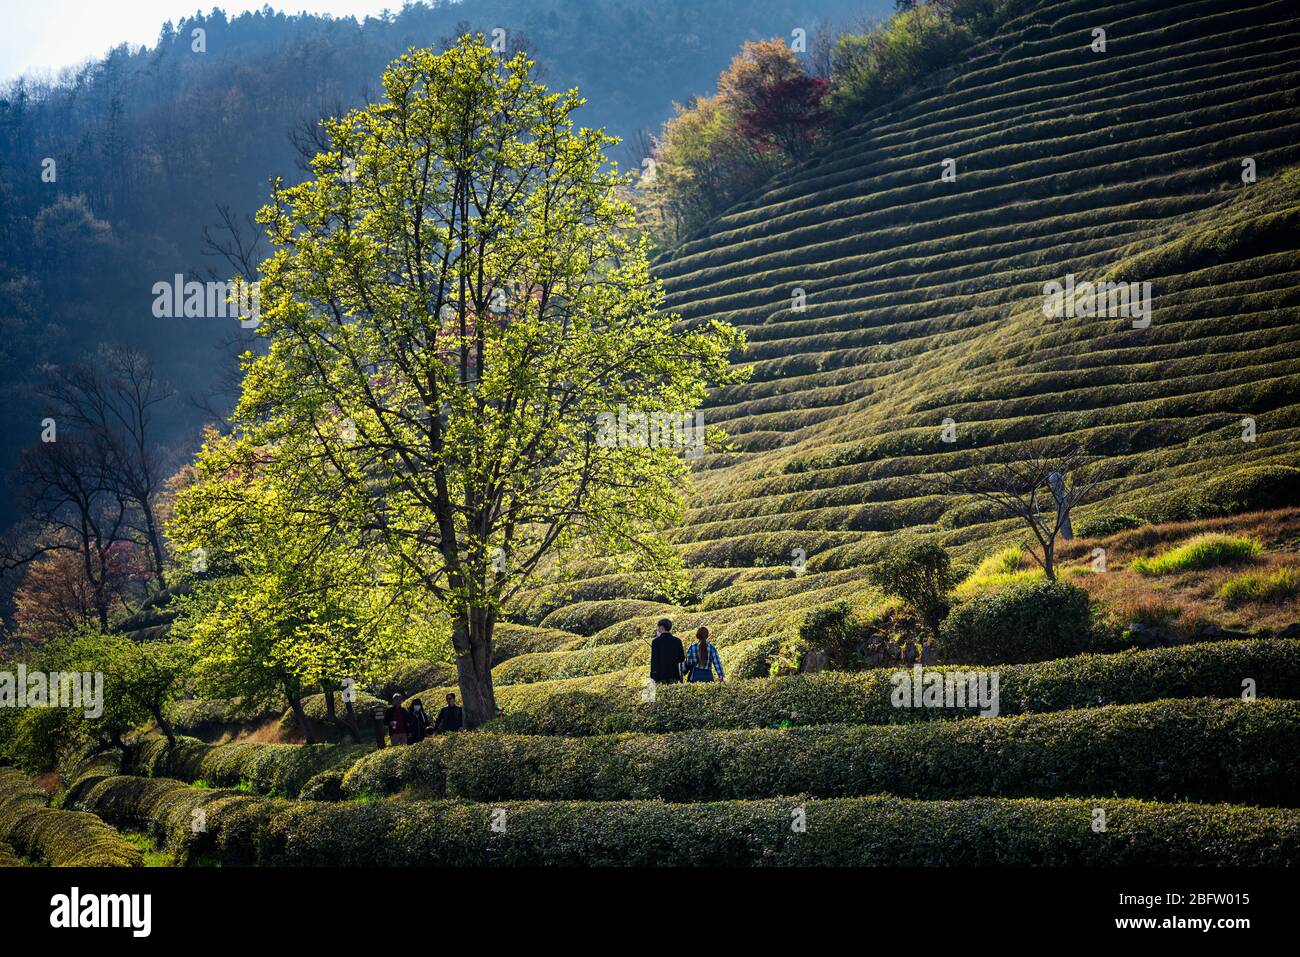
[{"left": 0, "top": 0, "right": 875, "bottom": 524}]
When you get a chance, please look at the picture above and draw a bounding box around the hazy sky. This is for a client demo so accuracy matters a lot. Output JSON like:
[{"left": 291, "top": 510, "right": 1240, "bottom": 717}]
[{"left": 0, "top": 1, "right": 399, "bottom": 81}]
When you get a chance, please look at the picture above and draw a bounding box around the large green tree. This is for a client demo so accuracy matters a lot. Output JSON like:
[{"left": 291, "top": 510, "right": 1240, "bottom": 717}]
[
  {"left": 169, "top": 430, "right": 420, "bottom": 742},
  {"left": 229, "top": 39, "right": 744, "bottom": 726}
]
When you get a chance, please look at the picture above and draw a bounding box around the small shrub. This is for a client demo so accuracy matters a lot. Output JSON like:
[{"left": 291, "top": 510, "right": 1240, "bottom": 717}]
[
  {"left": 867, "top": 539, "right": 957, "bottom": 639},
  {"left": 791, "top": 603, "right": 869, "bottom": 671},
  {"left": 1219, "top": 566, "right": 1300, "bottom": 607},
  {"left": 939, "top": 580, "right": 1095, "bottom": 665},
  {"left": 723, "top": 634, "right": 784, "bottom": 679},
  {"left": 1131, "top": 534, "right": 1262, "bottom": 576}
]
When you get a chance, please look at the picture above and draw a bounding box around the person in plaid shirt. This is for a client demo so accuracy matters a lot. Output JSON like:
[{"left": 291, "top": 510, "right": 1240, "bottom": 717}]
[{"left": 684, "top": 626, "right": 724, "bottom": 683}]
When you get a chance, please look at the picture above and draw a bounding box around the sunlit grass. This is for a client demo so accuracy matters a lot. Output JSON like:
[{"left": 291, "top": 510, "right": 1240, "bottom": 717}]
[
  {"left": 1219, "top": 565, "right": 1300, "bottom": 607},
  {"left": 1130, "top": 534, "right": 1261, "bottom": 576},
  {"left": 955, "top": 546, "right": 1045, "bottom": 596},
  {"left": 123, "top": 832, "right": 171, "bottom": 868}
]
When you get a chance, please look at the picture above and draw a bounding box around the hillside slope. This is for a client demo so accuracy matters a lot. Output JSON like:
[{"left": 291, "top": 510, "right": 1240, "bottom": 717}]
[
  {"left": 14, "top": 0, "right": 1300, "bottom": 873},
  {"left": 489, "top": 0, "right": 1300, "bottom": 685}
]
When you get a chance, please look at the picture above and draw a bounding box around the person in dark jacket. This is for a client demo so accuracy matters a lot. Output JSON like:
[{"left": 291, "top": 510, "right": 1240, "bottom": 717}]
[
  {"left": 384, "top": 693, "right": 411, "bottom": 745},
  {"left": 649, "top": 618, "right": 685, "bottom": 684},
  {"left": 408, "top": 698, "right": 431, "bottom": 743},
  {"left": 434, "top": 692, "right": 464, "bottom": 732}
]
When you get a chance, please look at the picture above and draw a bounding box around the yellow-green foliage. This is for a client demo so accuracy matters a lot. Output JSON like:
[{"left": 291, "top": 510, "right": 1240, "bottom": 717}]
[
  {"left": 955, "top": 546, "right": 1044, "bottom": 596},
  {"left": 831, "top": 1, "right": 978, "bottom": 120},
  {"left": 1131, "top": 534, "right": 1262, "bottom": 576},
  {"left": 1219, "top": 566, "right": 1300, "bottom": 607},
  {"left": 0, "top": 768, "right": 141, "bottom": 867}
]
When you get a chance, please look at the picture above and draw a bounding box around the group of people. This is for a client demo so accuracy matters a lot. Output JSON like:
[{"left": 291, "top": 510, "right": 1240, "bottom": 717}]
[
  {"left": 376, "top": 618, "right": 719, "bottom": 746},
  {"left": 649, "top": 619, "right": 725, "bottom": 684},
  {"left": 378, "top": 691, "right": 464, "bottom": 746}
]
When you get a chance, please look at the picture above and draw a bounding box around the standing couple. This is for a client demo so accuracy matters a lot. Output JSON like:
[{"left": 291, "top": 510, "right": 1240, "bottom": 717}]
[{"left": 649, "top": 618, "right": 725, "bottom": 684}]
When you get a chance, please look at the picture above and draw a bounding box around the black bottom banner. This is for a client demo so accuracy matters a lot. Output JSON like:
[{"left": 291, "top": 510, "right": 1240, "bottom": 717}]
[{"left": 0, "top": 866, "right": 1288, "bottom": 943}]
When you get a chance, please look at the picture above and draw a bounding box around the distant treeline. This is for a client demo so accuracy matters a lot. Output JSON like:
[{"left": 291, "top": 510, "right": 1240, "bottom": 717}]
[
  {"left": 636, "top": 0, "right": 1027, "bottom": 247},
  {"left": 0, "top": 0, "right": 875, "bottom": 529}
]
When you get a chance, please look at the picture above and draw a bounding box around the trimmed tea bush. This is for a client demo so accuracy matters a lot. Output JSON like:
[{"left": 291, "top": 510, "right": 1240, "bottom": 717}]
[
  {"left": 1077, "top": 513, "right": 1147, "bottom": 537},
  {"left": 1129, "top": 466, "right": 1300, "bottom": 525},
  {"left": 343, "top": 699, "right": 1300, "bottom": 806},
  {"left": 489, "top": 639, "right": 1300, "bottom": 736},
  {"left": 939, "top": 580, "right": 1096, "bottom": 664},
  {"left": 79, "top": 774, "right": 1300, "bottom": 866},
  {"left": 540, "top": 599, "right": 678, "bottom": 637},
  {"left": 0, "top": 768, "right": 140, "bottom": 867},
  {"left": 300, "top": 768, "right": 348, "bottom": 802},
  {"left": 166, "top": 697, "right": 281, "bottom": 740},
  {"left": 371, "top": 659, "right": 457, "bottom": 697},
  {"left": 133, "top": 737, "right": 372, "bottom": 798}
]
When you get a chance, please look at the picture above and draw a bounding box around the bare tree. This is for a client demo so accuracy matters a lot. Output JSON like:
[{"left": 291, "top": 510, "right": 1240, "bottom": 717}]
[
  {"left": 623, "top": 127, "right": 658, "bottom": 179},
  {"left": 200, "top": 203, "right": 265, "bottom": 282},
  {"left": 35, "top": 346, "right": 174, "bottom": 584},
  {"left": 17, "top": 435, "right": 135, "bottom": 627},
  {"left": 940, "top": 440, "right": 1095, "bottom": 581},
  {"left": 194, "top": 203, "right": 271, "bottom": 423},
  {"left": 807, "top": 19, "right": 838, "bottom": 81}
]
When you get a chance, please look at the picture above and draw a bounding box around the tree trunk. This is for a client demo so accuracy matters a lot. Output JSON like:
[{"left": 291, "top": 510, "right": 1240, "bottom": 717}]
[
  {"left": 342, "top": 697, "right": 361, "bottom": 744},
  {"left": 452, "top": 608, "right": 497, "bottom": 728},
  {"left": 81, "top": 537, "right": 109, "bottom": 628},
  {"left": 141, "top": 505, "right": 167, "bottom": 585},
  {"left": 923, "top": 603, "right": 948, "bottom": 643},
  {"left": 152, "top": 706, "right": 176, "bottom": 748},
  {"left": 286, "top": 690, "right": 318, "bottom": 744},
  {"left": 321, "top": 681, "right": 360, "bottom": 742}
]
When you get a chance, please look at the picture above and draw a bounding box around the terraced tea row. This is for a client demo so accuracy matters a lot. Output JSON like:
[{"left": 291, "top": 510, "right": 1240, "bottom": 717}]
[
  {"left": 135, "top": 697, "right": 1300, "bottom": 805},
  {"left": 0, "top": 769, "right": 140, "bottom": 867},
  {"left": 632, "top": 0, "right": 1300, "bottom": 579},
  {"left": 75, "top": 774, "right": 1300, "bottom": 866}
]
